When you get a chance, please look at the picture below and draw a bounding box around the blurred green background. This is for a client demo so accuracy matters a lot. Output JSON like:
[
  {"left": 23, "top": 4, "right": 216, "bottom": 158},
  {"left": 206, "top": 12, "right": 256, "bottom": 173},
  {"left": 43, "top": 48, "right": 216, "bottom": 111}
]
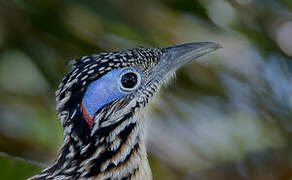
[{"left": 0, "top": 0, "right": 292, "bottom": 179}]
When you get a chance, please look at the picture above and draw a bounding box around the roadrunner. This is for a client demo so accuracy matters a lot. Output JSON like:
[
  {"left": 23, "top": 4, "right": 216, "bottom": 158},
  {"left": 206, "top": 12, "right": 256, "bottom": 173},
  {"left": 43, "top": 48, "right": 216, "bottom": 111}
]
[{"left": 29, "top": 42, "right": 220, "bottom": 180}]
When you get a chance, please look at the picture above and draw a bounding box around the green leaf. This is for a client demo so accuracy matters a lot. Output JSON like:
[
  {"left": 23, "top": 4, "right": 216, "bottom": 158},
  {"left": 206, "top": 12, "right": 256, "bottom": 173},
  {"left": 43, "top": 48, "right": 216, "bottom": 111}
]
[{"left": 0, "top": 153, "right": 42, "bottom": 180}]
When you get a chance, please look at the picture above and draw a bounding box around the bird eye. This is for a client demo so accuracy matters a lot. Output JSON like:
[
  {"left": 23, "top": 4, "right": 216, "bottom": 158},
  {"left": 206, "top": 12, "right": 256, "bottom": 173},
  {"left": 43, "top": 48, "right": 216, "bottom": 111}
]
[{"left": 120, "top": 71, "right": 140, "bottom": 91}]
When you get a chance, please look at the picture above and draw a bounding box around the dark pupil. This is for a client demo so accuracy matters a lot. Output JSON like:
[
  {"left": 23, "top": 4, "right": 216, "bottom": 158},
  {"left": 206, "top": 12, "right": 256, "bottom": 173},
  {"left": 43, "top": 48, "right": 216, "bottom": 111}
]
[{"left": 121, "top": 72, "right": 138, "bottom": 89}]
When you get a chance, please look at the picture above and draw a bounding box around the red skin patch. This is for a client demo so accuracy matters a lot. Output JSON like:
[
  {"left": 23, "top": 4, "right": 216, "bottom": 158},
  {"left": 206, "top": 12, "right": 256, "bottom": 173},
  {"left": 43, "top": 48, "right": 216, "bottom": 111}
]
[{"left": 81, "top": 102, "right": 94, "bottom": 128}]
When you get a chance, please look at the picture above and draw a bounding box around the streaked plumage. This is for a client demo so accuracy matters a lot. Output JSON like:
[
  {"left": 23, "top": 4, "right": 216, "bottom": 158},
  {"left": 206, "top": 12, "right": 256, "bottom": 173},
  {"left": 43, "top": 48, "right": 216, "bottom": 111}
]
[{"left": 29, "top": 42, "right": 221, "bottom": 180}]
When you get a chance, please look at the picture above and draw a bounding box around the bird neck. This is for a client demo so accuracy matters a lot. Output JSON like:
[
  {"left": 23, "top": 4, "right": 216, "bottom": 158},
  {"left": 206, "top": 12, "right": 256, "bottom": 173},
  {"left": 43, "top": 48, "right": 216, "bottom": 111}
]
[{"left": 31, "top": 115, "right": 152, "bottom": 180}]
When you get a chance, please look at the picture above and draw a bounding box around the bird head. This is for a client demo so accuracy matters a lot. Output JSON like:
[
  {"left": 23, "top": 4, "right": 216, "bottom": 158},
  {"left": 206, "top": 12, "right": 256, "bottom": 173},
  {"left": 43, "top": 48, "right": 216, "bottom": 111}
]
[{"left": 56, "top": 42, "right": 221, "bottom": 144}]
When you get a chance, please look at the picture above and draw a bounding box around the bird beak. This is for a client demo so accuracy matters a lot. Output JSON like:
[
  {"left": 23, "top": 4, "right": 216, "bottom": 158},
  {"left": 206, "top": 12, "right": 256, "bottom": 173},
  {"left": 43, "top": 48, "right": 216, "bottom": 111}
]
[{"left": 159, "top": 42, "right": 222, "bottom": 74}]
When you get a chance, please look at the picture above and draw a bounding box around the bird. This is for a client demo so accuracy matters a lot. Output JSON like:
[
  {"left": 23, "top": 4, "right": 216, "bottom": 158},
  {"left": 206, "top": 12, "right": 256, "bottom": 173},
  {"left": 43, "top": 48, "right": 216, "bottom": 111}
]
[{"left": 28, "top": 42, "right": 221, "bottom": 180}]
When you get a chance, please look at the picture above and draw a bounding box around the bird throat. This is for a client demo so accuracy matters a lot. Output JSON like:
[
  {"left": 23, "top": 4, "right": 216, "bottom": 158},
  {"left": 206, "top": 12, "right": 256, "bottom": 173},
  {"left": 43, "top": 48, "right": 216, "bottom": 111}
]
[{"left": 30, "top": 115, "right": 152, "bottom": 180}]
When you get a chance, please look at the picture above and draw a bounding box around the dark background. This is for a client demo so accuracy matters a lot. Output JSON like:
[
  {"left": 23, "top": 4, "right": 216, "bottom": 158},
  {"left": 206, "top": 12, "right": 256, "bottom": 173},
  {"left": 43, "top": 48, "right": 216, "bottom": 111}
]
[{"left": 0, "top": 0, "right": 291, "bottom": 179}]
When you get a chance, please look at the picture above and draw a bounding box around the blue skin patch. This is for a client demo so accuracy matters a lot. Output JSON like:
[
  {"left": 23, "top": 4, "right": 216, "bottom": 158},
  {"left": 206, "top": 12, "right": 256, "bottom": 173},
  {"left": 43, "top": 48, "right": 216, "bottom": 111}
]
[{"left": 82, "top": 68, "right": 140, "bottom": 119}]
